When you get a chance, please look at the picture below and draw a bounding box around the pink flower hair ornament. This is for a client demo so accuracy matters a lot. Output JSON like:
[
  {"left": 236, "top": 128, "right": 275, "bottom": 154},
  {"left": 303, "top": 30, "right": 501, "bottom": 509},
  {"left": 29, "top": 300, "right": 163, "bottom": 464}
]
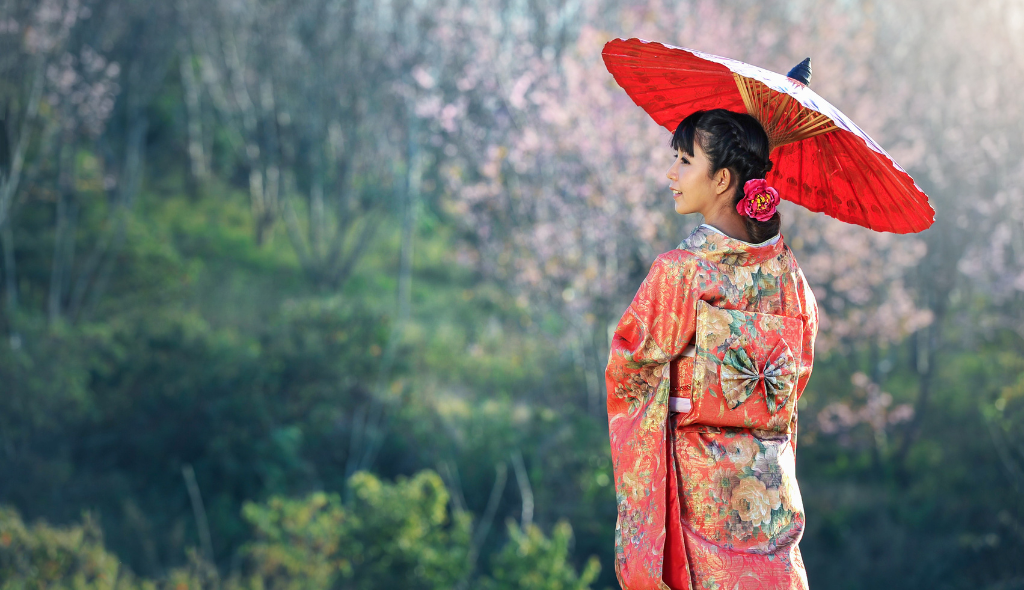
[{"left": 737, "top": 178, "right": 780, "bottom": 222}]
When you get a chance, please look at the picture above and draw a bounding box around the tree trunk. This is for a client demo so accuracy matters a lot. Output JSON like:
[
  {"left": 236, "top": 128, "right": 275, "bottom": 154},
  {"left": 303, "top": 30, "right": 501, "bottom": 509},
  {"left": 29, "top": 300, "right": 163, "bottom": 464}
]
[
  {"left": 1, "top": 220, "right": 17, "bottom": 342},
  {"left": 178, "top": 42, "right": 209, "bottom": 189},
  {"left": 69, "top": 115, "right": 149, "bottom": 322},
  {"left": 0, "top": 57, "right": 45, "bottom": 230},
  {"left": 345, "top": 120, "right": 420, "bottom": 478}
]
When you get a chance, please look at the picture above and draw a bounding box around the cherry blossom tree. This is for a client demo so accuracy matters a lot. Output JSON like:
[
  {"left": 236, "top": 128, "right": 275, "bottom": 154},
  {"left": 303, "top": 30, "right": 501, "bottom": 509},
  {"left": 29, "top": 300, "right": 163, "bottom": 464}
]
[
  {"left": 0, "top": 0, "right": 88, "bottom": 238},
  {"left": 181, "top": 0, "right": 427, "bottom": 293},
  {"left": 423, "top": 0, "right": 936, "bottom": 411},
  {"left": 817, "top": 371, "right": 915, "bottom": 469},
  {"left": 820, "top": 0, "right": 1024, "bottom": 469},
  {"left": 0, "top": 0, "right": 133, "bottom": 331}
]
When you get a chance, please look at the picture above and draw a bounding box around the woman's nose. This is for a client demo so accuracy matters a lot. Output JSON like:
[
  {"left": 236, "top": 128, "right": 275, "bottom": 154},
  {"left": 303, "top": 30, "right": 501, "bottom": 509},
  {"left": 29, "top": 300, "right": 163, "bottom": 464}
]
[{"left": 666, "top": 165, "right": 678, "bottom": 181}]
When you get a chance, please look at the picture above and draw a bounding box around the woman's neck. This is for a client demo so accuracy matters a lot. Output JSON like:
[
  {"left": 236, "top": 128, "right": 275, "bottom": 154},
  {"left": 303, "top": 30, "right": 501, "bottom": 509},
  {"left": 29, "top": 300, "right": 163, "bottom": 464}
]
[{"left": 702, "top": 209, "right": 750, "bottom": 242}]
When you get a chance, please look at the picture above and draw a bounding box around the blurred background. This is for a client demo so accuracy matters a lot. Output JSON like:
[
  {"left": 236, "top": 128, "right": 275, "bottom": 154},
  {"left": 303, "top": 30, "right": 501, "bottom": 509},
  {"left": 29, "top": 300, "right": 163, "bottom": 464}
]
[{"left": 0, "top": 0, "right": 1022, "bottom": 588}]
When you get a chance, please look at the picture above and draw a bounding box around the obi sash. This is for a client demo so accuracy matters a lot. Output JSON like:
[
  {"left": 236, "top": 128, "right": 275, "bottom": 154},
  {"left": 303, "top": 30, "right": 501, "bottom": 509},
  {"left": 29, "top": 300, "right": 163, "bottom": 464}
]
[
  {"left": 669, "top": 300, "right": 803, "bottom": 431},
  {"left": 663, "top": 300, "right": 809, "bottom": 590}
]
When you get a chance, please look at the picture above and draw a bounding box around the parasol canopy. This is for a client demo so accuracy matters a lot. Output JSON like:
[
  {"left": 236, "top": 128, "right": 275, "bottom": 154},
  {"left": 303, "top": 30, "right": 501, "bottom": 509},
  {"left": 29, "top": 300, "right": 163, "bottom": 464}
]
[{"left": 602, "top": 37, "right": 935, "bottom": 233}]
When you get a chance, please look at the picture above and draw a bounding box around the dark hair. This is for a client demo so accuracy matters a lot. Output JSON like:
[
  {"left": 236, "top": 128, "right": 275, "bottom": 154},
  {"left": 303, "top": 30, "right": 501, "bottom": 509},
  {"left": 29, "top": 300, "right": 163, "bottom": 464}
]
[{"left": 671, "top": 109, "right": 780, "bottom": 244}]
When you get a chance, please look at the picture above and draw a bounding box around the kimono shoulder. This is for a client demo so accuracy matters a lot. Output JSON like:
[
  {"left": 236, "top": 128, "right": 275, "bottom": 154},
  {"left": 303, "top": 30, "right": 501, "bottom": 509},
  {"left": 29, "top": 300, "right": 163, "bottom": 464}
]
[{"left": 616, "top": 249, "right": 703, "bottom": 365}]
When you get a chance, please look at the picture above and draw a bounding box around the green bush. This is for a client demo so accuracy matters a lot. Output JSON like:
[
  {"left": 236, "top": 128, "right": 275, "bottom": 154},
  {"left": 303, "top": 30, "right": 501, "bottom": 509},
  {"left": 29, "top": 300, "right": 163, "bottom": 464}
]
[
  {"left": 480, "top": 521, "right": 600, "bottom": 590},
  {"left": 0, "top": 506, "right": 149, "bottom": 590},
  {"left": 238, "top": 470, "right": 471, "bottom": 590}
]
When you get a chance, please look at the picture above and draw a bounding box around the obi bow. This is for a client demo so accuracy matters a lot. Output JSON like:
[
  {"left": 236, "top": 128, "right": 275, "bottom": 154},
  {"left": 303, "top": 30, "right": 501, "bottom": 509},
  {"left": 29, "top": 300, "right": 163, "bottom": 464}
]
[{"left": 720, "top": 339, "right": 796, "bottom": 414}]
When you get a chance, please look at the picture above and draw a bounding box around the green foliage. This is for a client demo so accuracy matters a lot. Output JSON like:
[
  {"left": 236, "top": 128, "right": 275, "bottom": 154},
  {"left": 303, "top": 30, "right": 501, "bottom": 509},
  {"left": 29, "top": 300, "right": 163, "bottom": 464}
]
[
  {"left": 0, "top": 472, "right": 604, "bottom": 590},
  {"left": 238, "top": 493, "right": 347, "bottom": 589},
  {"left": 238, "top": 471, "right": 471, "bottom": 590},
  {"left": 798, "top": 343, "right": 1024, "bottom": 589},
  {"left": 479, "top": 521, "right": 600, "bottom": 590},
  {"left": 0, "top": 507, "right": 149, "bottom": 590}
]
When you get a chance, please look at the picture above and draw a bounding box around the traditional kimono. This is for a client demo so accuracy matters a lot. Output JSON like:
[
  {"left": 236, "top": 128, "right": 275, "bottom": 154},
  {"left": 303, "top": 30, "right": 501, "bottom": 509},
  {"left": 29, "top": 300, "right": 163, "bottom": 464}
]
[{"left": 606, "top": 225, "right": 818, "bottom": 590}]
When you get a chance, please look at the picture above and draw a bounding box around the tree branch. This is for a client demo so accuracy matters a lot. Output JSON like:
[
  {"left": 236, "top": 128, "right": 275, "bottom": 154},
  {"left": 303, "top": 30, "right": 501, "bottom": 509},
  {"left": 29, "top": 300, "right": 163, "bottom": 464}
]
[{"left": 457, "top": 462, "right": 508, "bottom": 590}]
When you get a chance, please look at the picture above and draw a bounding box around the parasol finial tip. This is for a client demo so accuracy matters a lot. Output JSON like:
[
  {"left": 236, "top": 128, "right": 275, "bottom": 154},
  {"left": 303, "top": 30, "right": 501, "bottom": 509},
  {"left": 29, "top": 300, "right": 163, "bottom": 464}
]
[{"left": 787, "top": 58, "right": 812, "bottom": 86}]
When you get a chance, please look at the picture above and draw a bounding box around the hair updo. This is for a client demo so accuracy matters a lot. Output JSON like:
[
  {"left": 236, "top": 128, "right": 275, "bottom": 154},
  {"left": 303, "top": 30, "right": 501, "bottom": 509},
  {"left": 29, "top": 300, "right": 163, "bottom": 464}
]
[{"left": 671, "top": 109, "right": 780, "bottom": 244}]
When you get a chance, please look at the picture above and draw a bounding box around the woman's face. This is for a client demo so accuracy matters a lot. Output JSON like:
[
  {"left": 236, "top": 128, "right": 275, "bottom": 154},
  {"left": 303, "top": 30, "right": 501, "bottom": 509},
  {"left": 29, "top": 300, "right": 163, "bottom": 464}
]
[{"left": 666, "top": 141, "right": 727, "bottom": 217}]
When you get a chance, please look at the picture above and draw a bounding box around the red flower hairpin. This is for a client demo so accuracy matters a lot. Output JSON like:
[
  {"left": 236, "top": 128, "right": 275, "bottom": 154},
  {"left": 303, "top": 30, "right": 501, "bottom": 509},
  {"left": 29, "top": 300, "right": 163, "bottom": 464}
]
[{"left": 737, "top": 178, "right": 780, "bottom": 222}]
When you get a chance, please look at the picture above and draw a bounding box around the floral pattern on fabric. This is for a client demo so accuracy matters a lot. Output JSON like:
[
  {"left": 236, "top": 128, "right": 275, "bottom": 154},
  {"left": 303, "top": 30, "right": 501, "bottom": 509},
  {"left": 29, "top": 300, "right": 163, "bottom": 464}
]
[
  {"left": 685, "top": 300, "right": 803, "bottom": 429},
  {"left": 672, "top": 427, "right": 804, "bottom": 553},
  {"left": 606, "top": 225, "right": 817, "bottom": 590}
]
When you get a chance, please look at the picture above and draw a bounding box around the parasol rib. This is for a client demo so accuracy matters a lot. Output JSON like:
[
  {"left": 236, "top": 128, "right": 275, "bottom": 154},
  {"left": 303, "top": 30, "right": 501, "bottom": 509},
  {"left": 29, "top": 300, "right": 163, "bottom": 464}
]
[{"left": 733, "top": 73, "right": 838, "bottom": 152}]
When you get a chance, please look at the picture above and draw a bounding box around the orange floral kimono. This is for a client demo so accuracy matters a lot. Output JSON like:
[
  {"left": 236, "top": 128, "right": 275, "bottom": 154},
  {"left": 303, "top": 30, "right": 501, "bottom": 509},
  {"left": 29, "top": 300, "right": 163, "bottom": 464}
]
[{"left": 606, "top": 225, "right": 818, "bottom": 590}]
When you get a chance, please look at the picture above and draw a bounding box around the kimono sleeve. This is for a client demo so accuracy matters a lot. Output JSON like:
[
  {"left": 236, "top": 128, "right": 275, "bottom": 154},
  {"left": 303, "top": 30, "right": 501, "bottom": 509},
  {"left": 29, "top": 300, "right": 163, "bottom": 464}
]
[
  {"left": 604, "top": 252, "right": 699, "bottom": 589},
  {"left": 605, "top": 252, "right": 698, "bottom": 413},
  {"left": 794, "top": 267, "right": 819, "bottom": 399},
  {"left": 790, "top": 266, "right": 819, "bottom": 455}
]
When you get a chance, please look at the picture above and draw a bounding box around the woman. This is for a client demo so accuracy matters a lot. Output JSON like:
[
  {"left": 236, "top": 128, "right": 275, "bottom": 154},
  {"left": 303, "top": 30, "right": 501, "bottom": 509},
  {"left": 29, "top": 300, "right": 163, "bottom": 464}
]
[{"left": 606, "top": 109, "right": 818, "bottom": 590}]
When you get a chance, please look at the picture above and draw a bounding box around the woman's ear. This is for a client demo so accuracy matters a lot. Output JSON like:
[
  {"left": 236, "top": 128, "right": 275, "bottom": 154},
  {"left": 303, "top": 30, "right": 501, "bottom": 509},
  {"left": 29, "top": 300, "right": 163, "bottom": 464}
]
[{"left": 714, "top": 167, "right": 732, "bottom": 196}]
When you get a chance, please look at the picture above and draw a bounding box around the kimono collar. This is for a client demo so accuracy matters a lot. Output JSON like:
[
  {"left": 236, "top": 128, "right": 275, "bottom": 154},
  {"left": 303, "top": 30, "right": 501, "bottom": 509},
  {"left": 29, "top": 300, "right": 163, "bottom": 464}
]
[{"left": 678, "top": 224, "right": 785, "bottom": 266}]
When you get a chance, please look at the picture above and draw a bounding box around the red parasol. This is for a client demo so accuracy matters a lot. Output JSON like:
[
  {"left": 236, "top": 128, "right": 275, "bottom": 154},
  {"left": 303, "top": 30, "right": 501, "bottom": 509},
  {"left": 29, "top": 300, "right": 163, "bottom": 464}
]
[{"left": 602, "top": 38, "right": 935, "bottom": 234}]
